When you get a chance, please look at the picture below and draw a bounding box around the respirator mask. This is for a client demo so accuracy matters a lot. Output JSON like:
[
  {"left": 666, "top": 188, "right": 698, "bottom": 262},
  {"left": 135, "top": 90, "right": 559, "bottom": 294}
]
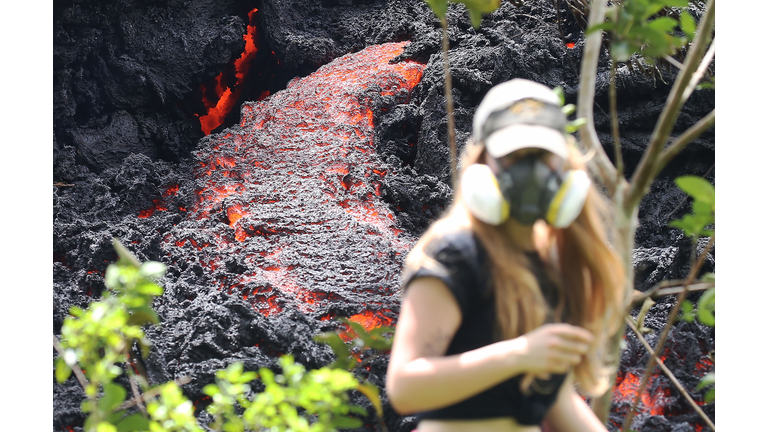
[{"left": 460, "top": 79, "right": 591, "bottom": 228}]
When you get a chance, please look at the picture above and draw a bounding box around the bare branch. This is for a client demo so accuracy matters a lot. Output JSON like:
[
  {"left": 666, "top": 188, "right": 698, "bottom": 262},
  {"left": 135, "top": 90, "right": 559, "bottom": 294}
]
[
  {"left": 576, "top": 0, "right": 617, "bottom": 195},
  {"left": 630, "top": 282, "right": 714, "bottom": 309},
  {"left": 622, "top": 234, "right": 715, "bottom": 431},
  {"left": 655, "top": 109, "right": 715, "bottom": 176},
  {"left": 609, "top": 61, "right": 624, "bottom": 179},
  {"left": 441, "top": 16, "right": 458, "bottom": 189},
  {"left": 117, "top": 376, "right": 192, "bottom": 411},
  {"left": 663, "top": 55, "right": 684, "bottom": 70},
  {"left": 53, "top": 334, "right": 92, "bottom": 397},
  {"left": 625, "top": 317, "right": 716, "bottom": 431},
  {"left": 683, "top": 38, "right": 716, "bottom": 101},
  {"left": 626, "top": 0, "right": 715, "bottom": 211}
]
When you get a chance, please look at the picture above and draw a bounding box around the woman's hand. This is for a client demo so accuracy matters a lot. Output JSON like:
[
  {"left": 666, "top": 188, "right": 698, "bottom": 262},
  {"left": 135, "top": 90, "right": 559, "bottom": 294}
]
[{"left": 505, "top": 323, "right": 594, "bottom": 378}]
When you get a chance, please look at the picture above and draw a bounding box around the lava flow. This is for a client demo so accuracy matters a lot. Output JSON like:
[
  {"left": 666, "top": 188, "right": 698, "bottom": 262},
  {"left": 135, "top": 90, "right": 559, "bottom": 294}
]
[
  {"left": 198, "top": 8, "right": 260, "bottom": 135},
  {"left": 164, "top": 42, "right": 424, "bottom": 323}
]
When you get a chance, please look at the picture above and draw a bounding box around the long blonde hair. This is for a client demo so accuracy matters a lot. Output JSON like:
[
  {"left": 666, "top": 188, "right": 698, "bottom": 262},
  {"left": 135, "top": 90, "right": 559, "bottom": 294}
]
[{"left": 402, "top": 141, "right": 624, "bottom": 397}]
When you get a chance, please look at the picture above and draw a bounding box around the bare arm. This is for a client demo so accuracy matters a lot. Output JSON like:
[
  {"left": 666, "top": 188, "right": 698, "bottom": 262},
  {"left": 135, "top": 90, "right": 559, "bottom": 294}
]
[
  {"left": 386, "top": 277, "right": 595, "bottom": 415},
  {"left": 544, "top": 374, "right": 609, "bottom": 432}
]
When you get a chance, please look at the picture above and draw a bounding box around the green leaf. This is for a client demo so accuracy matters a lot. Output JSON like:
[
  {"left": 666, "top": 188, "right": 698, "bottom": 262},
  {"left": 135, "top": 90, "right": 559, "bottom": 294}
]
[
  {"left": 697, "top": 288, "right": 715, "bottom": 326},
  {"left": 676, "top": 176, "right": 715, "bottom": 206},
  {"left": 701, "top": 272, "right": 715, "bottom": 283},
  {"left": 585, "top": 22, "right": 614, "bottom": 36},
  {"left": 357, "top": 382, "right": 383, "bottom": 418},
  {"left": 648, "top": 16, "right": 678, "bottom": 33},
  {"left": 99, "top": 383, "right": 127, "bottom": 413},
  {"left": 425, "top": 0, "right": 448, "bottom": 18},
  {"left": 97, "top": 422, "right": 118, "bottom": 432},
  {"left": 105, "top": 266, "right": 121, "bottom": 290},
  {"left": 55, "top": 357, "right": 72, "bottom": 383},
  {"left": 331, "top": 416, "right": 364, "bottom": 429},
  {"left": 705, "top": 388, "right": 715, "bottom": 403},
  {"left": 315, "top": 332, "right": 352, "bottom": 363},
  {"left": 665, "top": 0, "right": 690, "bottom": 7},
  {"left": 127, "top": 305, "right": 160, "bottom": 326},
  {"left": 696, "top": 372, "right": 715, "bottom": 390},
  {"left": 561, "top": 104, "right": 576, "bottom": 116},
  {"left": 553, "top": 87, "right": 565, "bottom": 107},
  {"left": 679, "top": 300, "right": 694, "bottom": 323},
  {"left": 611, "top": 40, "right": 632, "bottom": 62},
  {"left": 115, "top": 414, "right": 150, "bottom": 432},
  {"left": 136, "top": 282, "right": 164, "bottom": 296},
  {"left": 679, "top": 11, "right": 696, "bottom": 39},
  {"left": 113, "top": 238, "right": 142, "bottom": 268},
  {"left": 139, "top": 262, "right": 167, "bottom": 280}
]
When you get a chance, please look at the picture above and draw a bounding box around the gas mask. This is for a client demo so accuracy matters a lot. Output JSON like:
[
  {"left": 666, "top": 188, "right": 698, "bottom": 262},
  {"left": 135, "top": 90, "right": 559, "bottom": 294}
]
[{"left": 460, "top": 153, "right": 590, "bottom": 228}]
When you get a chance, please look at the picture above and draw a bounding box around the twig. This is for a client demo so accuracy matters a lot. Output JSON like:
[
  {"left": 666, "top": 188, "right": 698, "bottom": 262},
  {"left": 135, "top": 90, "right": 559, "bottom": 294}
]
[
  {"left": 626, "top": 0, "right": 715, "bottom": 211},
  {"left": 622, "top": 234, "right": 715, "bottom": 431},
  {"left": 609, "top": 61, "right": 624, "bottom": 180},
  {"left": 117, "top": 376, "right": 192, "bottom": 411},
  {"left": 576, "top": 0, "right": 618, "bottom": 196},
  {"left": 625, "top": 317, "right": 716, "bottom": 431},
  {"left": 53, "top": 334, "right": 91, "bottom": 397},
  {"left": 683, "top": 38, "right": 716, "bottom": 101},
  {"left": 440, "top": 16, "right": 458, "bottom": 189},
  {"left": 663, "top": 55, "right": 684, "bottom": 70},
  {"left": 129, "top": 374, "right": 147, "bottom": 415},
  {"left": 655, "top": 109, "right": 716, "bottom": 178},
  {"left": 630, "top": 282, "right": 714, "bottom": 309},
  {"left": 664, "top": 163, "right": 715, "bottom": 220},
  {"left": 54, "top": 182, "right": 75, "bottom": 187}
]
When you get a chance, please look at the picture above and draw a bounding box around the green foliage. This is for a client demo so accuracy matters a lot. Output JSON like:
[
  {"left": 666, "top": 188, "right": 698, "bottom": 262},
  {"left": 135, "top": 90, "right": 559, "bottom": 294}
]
[
  {"left": 695, "top": 372, "right": 715, "bottom": 403},
  {"left": 586, "top": 0, "right": 694, "bottom": 62},
  {"left": 314, "top": 318, "right": 394, "bottom": 371},
  {"left": 423, "top": 0, "right": 501, "bottom": 28},
  {"left": 669, "top": 175, "right": 714, "bottom": 238},
  {"left": 56, "top": 239, "right": 166, "bottom": 431},
  {"left": 56, "top": 240, "right": 390, "bottom": 432},
  {"left": 146, "top": 382, "right": 203, "bottom": 432}
]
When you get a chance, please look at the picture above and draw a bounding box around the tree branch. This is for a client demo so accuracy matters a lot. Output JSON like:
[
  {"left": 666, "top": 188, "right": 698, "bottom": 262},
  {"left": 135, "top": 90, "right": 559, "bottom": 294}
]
[
  {"left": 53, "top": 334, "right": 92, "bottom": 397},
  {"left": 576, "top": 0, "right": 617, "bottom": 195},
  {"left": 683, "top": 38, "right": 716, "bottom": 101},
  {"left": 655, "top": 109, "right": 715, "bottom": 177},
  {"left": 622, "top": 234, "right": 715, "bottom": 431},
  {"left": 609, "top": 61, "right": 624, "bottom": 179},
  {"left": 441, "top": 16, "right": 458, "bottom": 189},
  {"left": 630, "top": 282, "right": 714, "bottom": 310},
  {"left": 625, "top": 317, "right": 715, "bottom": 431},
  {"left": 117, "top": 376, "right": 192, "bottom": 411},
  {"left": 626, "top": 0, "right": 715, "bottom": 211}
]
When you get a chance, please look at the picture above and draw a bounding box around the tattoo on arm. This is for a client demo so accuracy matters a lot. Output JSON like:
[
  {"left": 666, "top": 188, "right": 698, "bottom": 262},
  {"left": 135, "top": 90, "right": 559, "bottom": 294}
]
[{"left": 418, "top": 328, "right": 453, "bottom": 357}]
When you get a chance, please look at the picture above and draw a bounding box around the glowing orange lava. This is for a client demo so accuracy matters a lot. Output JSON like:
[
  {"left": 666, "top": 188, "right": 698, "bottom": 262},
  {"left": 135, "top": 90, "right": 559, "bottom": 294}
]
[
  {"left": 198, "top": 9, "right": 260, "bottom": 135},
  {"left": 183, "top": 41, "right": 425, "bottom": 319}
]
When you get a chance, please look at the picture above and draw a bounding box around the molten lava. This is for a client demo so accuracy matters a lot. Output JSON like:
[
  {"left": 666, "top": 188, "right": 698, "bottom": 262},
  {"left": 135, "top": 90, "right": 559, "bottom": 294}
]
[
  {"left": 164, "top": 42, "right": 424, "bottom": 322},
  {"left": 198, "top": 9, "right": 260, "bottom": 135}
]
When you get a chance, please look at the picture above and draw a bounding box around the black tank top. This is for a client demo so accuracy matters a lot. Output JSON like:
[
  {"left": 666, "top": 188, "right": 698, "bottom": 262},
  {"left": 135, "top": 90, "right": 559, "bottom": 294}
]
[{"left": 400, "top": 228, "right": 566, "bottom": 426}]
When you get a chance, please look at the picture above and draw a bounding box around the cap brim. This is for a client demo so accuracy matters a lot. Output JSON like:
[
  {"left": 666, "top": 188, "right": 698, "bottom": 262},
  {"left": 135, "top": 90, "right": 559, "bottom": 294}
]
[{"left": 485, "top": 124, "right": 569, "bottom": 160}]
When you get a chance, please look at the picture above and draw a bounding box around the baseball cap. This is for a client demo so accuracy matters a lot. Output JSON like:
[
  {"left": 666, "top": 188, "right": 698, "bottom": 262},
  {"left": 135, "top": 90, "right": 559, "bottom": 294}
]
[{"left": 472, "top": 79, "right": 569, "bottom": 160}]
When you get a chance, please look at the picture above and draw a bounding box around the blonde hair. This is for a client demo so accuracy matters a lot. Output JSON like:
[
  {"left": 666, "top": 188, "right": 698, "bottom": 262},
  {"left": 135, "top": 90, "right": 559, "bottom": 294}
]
[{"left": 402, "top": 141, "right": 624, "bottom": 397}]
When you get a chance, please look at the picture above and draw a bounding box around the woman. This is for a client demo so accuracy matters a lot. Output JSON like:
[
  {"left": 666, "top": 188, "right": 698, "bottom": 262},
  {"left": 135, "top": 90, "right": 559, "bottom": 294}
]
[{"left": 385, "top": 79, "right": 624, "bottom": 432}]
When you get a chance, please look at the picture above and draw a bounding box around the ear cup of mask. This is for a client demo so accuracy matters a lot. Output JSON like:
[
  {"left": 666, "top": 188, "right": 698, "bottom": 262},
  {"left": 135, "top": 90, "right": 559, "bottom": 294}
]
[
  {"left": 545, "top": 169, "right": 591, "bottom": 228},
  {"left": 461, "top": 164, "right": 510, "bottom": 225}
]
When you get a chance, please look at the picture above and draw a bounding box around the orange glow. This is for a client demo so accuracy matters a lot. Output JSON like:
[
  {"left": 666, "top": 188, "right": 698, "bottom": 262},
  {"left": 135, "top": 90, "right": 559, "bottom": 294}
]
[
  {"left": 348, "top": 310, "right": 394, "bottom": 331},
  {"left": 199, "top": 9, "right": 260, "bottom": 135},
  {"left": 613, "top": 371, "right": 670, "bottom": 416},
  {"left": 566, "top": 42, "right": 576, "bottom": 49},
  {"left": 138, "top": 184, "right": 179, "bottom": 218},
  {"left": 186, "top": 42, "right": 425, "bottom": 318}
]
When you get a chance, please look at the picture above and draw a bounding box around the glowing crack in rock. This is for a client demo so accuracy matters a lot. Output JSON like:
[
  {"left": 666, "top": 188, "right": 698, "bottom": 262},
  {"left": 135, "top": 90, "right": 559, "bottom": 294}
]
[{"left": 163, "top": 42, "right": 424, "bottom": 322}]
